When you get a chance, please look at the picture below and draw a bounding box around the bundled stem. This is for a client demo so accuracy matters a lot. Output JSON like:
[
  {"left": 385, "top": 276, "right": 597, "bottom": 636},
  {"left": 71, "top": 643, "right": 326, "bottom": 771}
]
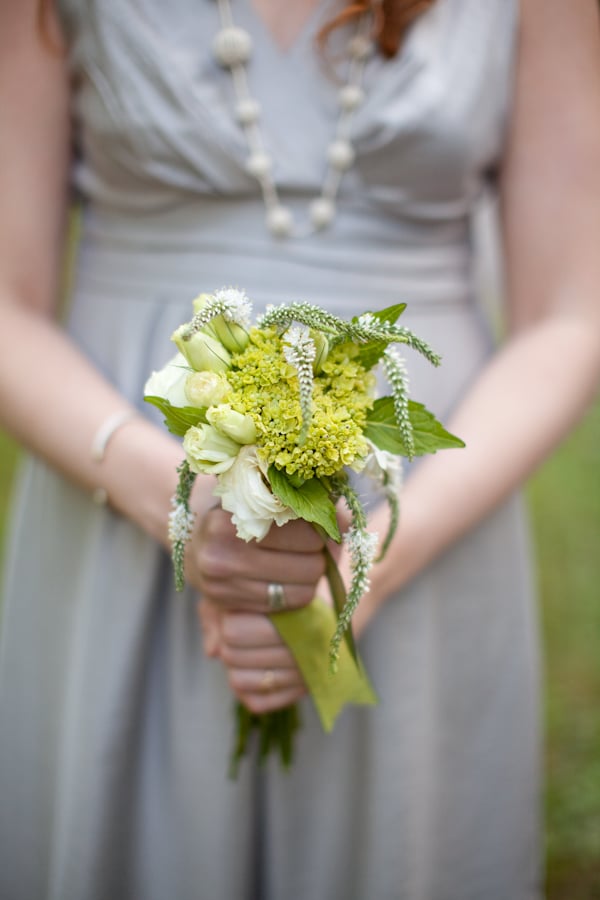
[
  {"left": 328, "top": 478, "right": 378, "bottom": 672},
  {"left": 229, "top": 702, "right": 301, "bottom": 779}
]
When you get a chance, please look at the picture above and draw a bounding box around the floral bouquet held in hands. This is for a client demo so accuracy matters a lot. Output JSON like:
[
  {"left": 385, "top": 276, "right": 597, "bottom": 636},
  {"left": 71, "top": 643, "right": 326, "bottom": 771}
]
[{"left": 144, "top": 288, "right": 463, "bottom": 775}]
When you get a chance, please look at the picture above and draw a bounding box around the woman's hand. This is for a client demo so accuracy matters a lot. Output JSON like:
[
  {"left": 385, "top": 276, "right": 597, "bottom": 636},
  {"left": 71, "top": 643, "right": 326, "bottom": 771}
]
[
  {"left": 199, "top": 601, "right": 307, "bottom": 713},
  {"left": 186, "top": 508, "right": 326, "bottom": 613}
]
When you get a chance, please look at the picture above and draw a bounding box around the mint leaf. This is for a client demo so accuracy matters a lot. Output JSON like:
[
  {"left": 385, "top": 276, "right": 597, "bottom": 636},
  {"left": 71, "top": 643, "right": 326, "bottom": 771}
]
[
  {"left": 365, "top": 396, "right": 465, "bottom": 456},
  {"left": 356, "top": 303, "right": 407, "bottom": 370},
  {"left": 368, "top": 303, "right": 407, "bottom": 325},
  {"left": 144, "top": 396, "right": 207, "bottom": 437},
  {"left": 267, "top": 466, "right": 341, "bottom": 542}
]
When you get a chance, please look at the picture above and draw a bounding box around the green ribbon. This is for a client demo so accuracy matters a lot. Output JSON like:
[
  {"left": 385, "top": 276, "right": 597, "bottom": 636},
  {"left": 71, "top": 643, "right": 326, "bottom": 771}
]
[{"left": 271, "top": 598, "right": 378, "bottom": 732}]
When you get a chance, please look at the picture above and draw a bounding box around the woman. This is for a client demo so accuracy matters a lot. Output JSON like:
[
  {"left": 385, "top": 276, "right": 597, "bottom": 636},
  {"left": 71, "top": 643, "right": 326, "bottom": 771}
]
[{"left": 1, "top": 1, "right": 599, "bottom": 898}]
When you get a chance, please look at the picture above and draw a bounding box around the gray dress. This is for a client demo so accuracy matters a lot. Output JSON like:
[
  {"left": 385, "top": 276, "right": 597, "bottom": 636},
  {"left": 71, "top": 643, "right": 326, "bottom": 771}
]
[{"left": 0, "top": 1, "right": 542, "bottom": 898}]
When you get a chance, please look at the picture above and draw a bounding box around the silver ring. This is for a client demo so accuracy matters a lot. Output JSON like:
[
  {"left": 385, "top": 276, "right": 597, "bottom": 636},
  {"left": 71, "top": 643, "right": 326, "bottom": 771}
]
[{"left": 267, "top": 582, "right": 286, "bottom": 611}]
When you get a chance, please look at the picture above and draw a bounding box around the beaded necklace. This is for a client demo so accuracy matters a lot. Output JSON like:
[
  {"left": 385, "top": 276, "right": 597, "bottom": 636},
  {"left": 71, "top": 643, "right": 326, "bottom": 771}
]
[{"left": 213, "top": 0, "right": 374, "bottom": 238}]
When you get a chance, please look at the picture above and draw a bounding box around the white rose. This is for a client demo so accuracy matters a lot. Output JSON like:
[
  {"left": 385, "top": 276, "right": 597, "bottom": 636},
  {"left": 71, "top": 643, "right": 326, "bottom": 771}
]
[
  {"left": 144, "top": 352, "right": 190, "bottom": 407},
  {"left": 171, "top": 324, "right": 231, "bottom": 373},
  {"left": 214, "top": 446, "right": 298, "bottom": 541},
  {"left": 362, "top": 440, "right": 403, "bottom": 485},
  {"left": 185, "top": 371, "right": 231, "bottom": 409},
  {"left": 183, "top": 424, "right": 240, "bottom": 475},
  {"left": 206, "top": 404, "right": 257, "bottom": 445}
]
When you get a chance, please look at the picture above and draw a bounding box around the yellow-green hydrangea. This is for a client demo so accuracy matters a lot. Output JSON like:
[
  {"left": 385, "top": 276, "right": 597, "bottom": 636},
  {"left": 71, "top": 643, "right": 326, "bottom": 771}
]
[{"left": 227, "top": 329, "right": 375, "bottom": 480}]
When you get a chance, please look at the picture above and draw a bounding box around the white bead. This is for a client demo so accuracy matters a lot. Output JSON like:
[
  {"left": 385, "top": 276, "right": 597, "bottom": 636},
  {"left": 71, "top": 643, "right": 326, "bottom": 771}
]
[
  {"left": 246, "top": 151, "right": 272, "bottom": 179},
  {"left": 266, "top": 205, "right": 294, "bottom": 238},
  {"left": 348, "top": 34, "right": 373, "bottom": 60},
  {"left": 213, "top": 27, "right": 253, "bottom": 67},
  {"left": 338, "top": 84, "right": 365, "bottom": 112},
  {"left": 235, "top": 97, "right": 261, "bottom": 126},
  {"left": 309, "top": 197, "right": 336, "bottom": 230},
  {"left": 327, "top": 139, "right": 355, "bottom": 171}
]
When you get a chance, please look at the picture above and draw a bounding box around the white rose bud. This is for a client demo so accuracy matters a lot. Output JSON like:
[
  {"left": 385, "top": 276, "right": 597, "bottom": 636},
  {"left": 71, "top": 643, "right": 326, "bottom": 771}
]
[
  {"left": 206, "top": 403, "right": 257, "bottom": 445},
  {"left": 143, "top": 352, "right": 190, "bottom": 407},
  {"left": 172, "top": 325, "right": 231, "bottom": 373},
  {"left": 185, "top": 371, "right": 231, "bottom": 409},
  {"left": 183, "top": 423, "right": 240, "bottom": 474},
  {"left": 311, "top": 331, "right": 329, "bottom": 374},
  {"left": 191, "top": 293, "right": 219, "bottom": 338},
  {"left": 211, "top": 314, "right": 249, "bottom": 353}
]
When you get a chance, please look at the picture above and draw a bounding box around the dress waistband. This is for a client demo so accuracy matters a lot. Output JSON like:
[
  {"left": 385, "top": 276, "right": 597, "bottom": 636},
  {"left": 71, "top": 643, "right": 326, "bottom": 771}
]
[{"left": 73, "top": 198, "right": 474, "bottom": 312}]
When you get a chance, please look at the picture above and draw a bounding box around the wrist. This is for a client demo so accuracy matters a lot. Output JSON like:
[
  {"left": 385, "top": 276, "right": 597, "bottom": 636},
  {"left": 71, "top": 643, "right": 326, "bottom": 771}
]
[
  {"left": 101, "top": 417, "right": 183, "bottom": 545},
  {"left": 93, "top": 415, "right": 217, "bottom": 548}
]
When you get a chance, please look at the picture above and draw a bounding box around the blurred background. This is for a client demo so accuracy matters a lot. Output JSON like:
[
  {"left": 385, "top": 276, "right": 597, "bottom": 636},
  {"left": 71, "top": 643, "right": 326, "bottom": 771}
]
[{"left": 1, "top": 201, "right": 599, "bottom": 899}]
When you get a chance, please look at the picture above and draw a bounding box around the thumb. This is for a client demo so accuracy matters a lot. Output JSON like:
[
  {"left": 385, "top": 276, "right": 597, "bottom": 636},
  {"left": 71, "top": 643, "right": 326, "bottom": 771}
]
[{"left": 197, "top": 599, "right": 223, "bottom": 658}]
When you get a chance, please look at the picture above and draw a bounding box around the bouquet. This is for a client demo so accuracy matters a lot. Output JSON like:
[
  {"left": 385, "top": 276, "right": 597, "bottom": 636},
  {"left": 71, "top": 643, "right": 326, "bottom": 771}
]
[{"left": 144, "top": 288, "right": 463, "bottom": 774}]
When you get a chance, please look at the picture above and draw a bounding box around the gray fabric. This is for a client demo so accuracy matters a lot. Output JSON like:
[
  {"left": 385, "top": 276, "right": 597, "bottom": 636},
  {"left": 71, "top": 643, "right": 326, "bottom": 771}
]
[{"left": 0, "top": 1, "right": 542, "bottom": 898}]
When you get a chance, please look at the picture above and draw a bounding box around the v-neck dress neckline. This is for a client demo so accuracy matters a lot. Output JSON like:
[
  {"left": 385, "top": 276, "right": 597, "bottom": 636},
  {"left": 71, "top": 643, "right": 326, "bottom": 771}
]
[{"left": 244, "top": 0, "right": 326, "bottom": 56}]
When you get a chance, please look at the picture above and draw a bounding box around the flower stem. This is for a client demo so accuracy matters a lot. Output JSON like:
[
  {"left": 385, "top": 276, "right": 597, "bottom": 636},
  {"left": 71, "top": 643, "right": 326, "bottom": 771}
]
[{"left": 322, "top": 543, "right": 358, "bottom": 664}]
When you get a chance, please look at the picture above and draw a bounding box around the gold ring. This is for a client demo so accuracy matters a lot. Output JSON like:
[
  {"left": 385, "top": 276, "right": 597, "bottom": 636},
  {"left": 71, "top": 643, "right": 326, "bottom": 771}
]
[
  {"left": 260, "top": 670, "right": 276, "bottom": 692},
  {"left": 267, "top": 582, "right": 286, "bottom": 611}
]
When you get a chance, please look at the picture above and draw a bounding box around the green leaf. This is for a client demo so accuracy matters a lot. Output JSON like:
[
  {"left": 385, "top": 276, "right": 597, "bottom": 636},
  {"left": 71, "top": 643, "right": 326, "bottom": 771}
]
[
  {"left": 267, "top": 466, "right": 341, "bottom": 542},
  {"left": 370, "top": 302, "right": 407, "bottom": 325},
  {"left": 356, "top": 303, "right": 407, "bottom": 370},
  {"left": 357, "top": 341, "right": 389, "bottom": 371},
  {"left": 286, "top": 471, "right": 306, "bottom": 489},
  {"left": 270, "top": 599, "right": 377, "bottom": 733},
  {"left": 352, "top": 302, "right": 407, "bottom": 327},
  {"left": 144, "top": 395, "right": 207, "bottom": 437},
  {"left": 364, "top": 396, "right": 465, "bottom": 456}
]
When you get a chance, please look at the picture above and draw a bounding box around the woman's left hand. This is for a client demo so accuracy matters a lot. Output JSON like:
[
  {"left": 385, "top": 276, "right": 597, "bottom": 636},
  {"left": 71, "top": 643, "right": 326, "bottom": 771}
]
[{"left": 199, "top": 600, "right": 307, "bottom": 713}]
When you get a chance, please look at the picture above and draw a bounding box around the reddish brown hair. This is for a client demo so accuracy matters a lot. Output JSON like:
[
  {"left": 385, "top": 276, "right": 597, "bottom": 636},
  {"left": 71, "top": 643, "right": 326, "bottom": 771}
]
[
  {"left": 320, "top": 0, "right": 436, "bottom": 58},
  {"left": 38, "top": 0, "right": 436, "bottom": 59}
]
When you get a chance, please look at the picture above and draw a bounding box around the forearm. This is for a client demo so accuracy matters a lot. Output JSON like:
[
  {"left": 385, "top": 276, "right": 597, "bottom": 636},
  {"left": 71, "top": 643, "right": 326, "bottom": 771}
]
[
  {"left": 355, "top": 316, "right": 600, "bottom": 631},
  {"left": 0, "top": 300, "right": 211, "bottom": 546}
]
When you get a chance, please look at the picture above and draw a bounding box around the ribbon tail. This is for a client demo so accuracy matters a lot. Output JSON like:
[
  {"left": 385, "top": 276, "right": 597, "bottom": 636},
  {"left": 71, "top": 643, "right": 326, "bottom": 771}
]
[{"left": 271, "top": 598, "right": 377, "bottom": 733}]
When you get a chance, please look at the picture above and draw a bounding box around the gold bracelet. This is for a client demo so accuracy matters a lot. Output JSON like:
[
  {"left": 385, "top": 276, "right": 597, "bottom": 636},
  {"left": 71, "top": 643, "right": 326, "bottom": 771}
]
[{"left": 91, "top": 410, "right": 138, "bottom": 505}]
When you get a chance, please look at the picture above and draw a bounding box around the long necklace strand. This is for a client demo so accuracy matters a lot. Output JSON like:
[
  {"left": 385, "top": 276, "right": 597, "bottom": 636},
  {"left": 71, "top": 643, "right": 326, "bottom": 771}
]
[{"left": 213, "top": 0, "right": 374, "bottom": 238}]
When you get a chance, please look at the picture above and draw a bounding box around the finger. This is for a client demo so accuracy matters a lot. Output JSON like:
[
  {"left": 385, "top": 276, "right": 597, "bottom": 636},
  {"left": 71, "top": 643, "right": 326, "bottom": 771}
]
[
  {"left": 199, "top": 576, "right": 317, "bottom": 613},
  {"left": 198, "top": 506, "right": 238, "bottom": 540},
  {"left": 227, "top": 666, "right": 304, "bottom": 696},
  {"left": 219, "top": 642, "right": 297, "bottom": 670},
  {"left": 195, "top": 540, "right": 326, "bottom": 590},
  {"left": 220, "top": 612, "right": 284, "bottom": 648},
  {"left": 199, "top": 507, "right": 321, "bottom": 555},
  {"left": 197, "top": 600, "right": 223, "bottom": 657},
  {"left": 258, "top": 519, "right": 325, "bottom": 552}
]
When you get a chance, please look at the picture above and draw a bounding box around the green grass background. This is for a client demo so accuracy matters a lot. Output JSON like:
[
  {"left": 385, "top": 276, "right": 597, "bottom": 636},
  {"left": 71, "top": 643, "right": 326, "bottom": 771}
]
[
  {"left": 528, "top": 402, "right": 600, "bottom": 898},
  {"left": 1, "top": 402, "right": 599, "bottom": 897}
]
